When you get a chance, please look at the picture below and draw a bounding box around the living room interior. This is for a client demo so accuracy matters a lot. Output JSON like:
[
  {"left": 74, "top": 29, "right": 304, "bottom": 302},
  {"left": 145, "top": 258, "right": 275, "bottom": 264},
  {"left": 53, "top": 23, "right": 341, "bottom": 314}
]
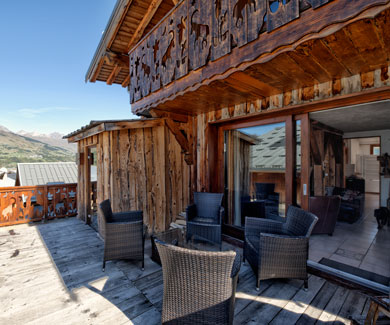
[{"left": 308, "top": 100, "right": 390, "bottom": 279}]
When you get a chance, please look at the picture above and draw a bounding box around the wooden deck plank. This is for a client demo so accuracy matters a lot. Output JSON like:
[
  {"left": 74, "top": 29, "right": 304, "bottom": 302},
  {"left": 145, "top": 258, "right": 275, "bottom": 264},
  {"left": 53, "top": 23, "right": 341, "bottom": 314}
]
[
  {"left": 316, "top": 286, "right": 350, "bottom": 323},
  {"left": 0, "top": 218, "right": 378, "bottom": 325},
  {"left": 270, "top": 276, "right": 326, "bottom": 325},
  {"left": 333, "top": 290, "right": 368, "bottom": 324},
  {"left": 295, "top": 281, "right": 339, "bottom": 325},
  {"left": 234, "top": 279, "right": 304, "bottom": 324}
]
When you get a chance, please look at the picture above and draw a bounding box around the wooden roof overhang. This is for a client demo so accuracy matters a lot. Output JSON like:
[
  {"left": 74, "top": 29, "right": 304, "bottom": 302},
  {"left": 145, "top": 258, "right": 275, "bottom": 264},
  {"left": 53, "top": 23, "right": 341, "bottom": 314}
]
[
  {"left": 64, "top": 119, "right": 163, "bottom": 142},
  {"left": 127, "top": 0, "right": 390, "bottom": 117},
  {"left": 86, "top": 0, "right": 176, "bottom": 87}
]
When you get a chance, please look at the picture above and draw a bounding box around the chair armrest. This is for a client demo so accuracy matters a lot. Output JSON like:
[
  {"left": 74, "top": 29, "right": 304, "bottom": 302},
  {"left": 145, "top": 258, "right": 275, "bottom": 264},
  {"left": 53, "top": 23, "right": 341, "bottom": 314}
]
[
  {"left": 112, "top": 210, "right": 143, "bottom": 223},
  {"left": 245, "top": 217, "right": 284, "bottom": 237},
  {"left": 219, "top": 206, "right": 225, "bottom": 224},
  {"left": 230, "top": 252, "right": 241, "bottom": 279},
  {"left": 186, "top": 204, "right": 197, "bottom": 221}
]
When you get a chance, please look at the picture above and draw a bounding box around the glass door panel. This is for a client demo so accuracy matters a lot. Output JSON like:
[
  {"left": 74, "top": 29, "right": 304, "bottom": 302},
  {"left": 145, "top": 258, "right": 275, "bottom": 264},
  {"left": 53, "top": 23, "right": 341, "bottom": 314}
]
[{"left": 224, "top": 122, "right": 286, "bottom": 227}]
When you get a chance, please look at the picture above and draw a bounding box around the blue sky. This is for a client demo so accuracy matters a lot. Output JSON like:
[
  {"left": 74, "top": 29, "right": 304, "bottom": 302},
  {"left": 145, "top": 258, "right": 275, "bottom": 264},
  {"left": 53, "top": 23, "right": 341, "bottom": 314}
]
[{"left": 0, "top": 0, "right": 136, "bottom": 135}]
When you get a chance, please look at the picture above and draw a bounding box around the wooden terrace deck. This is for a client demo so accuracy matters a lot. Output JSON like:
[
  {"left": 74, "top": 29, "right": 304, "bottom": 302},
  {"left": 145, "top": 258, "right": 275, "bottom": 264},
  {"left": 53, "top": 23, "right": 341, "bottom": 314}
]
[{"left": 0, "top": 217, "right": 377, "bottom": 324}]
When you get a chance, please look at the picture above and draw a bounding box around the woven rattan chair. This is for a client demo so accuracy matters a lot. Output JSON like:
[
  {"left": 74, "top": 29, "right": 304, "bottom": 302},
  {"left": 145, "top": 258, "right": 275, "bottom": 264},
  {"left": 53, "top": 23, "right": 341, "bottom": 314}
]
[
  {"left": 99, "top": 199, "right": 145, "bottom": 271},
  {"left": 155, "top": 239, "right": 240, "bottom": 325},
  {"left": 244, "top": 205, "right": 318, "bottom": 290},
  {"left": 186, "top": 192, "right": 224, "bottom": 245}
]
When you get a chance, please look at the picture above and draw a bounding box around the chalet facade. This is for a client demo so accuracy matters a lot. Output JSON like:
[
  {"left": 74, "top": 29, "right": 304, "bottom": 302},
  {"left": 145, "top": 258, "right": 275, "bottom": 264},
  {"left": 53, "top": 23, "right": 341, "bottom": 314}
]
[{"left": 70, "top": 0, "right": 390, "bottom": 250}]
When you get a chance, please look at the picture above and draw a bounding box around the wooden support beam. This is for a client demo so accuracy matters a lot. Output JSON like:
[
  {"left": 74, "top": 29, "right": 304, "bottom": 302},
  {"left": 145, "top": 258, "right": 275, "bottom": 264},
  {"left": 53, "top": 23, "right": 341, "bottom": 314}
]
[
  {"left": 150, "top": 109, "right": 188, "bottom": 123},
  {"left": 106, "top": 65, "right": 122, "bottom": 85},
  {"left": 285, "top": 116, "right": 296, "bottom": 207},
  {"left": 127, "top": 0, "right": 163, "bottom": 52},
  {"left": 121, "top": 74, "right": 130, "bottom": 88},
  {"left": 171, "top": 0, "right": 178, "bottom": 5},
  {"left": 164, "top": 118, "right": 194, "bottom": 165},
  {"left": 104, "top": 51, "right": 129, "bottom": 69},
  {"left": 165, "top": 119, "right": 189, "bottom": 153},
  {"left": 300, "top": 113, "right": 311, "bottom": 210},
  {"left": 311, "top": 120, "right": 343, "bottom": 136}
]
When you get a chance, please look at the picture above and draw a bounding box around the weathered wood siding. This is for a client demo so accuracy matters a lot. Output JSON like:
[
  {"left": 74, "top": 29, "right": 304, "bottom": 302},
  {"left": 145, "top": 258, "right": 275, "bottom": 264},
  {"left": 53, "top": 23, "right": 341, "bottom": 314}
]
[
  {"left": 77, "top": 124, "right": 190, "bottom": 236},
  {"left": 194, "top": 66, "right": 390, "bottom": 193}
]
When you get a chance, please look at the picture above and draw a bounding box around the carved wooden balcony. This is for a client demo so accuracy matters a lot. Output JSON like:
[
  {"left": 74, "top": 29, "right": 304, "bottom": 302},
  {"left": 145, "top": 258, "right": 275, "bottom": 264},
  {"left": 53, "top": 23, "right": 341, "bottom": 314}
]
[{"left": 128, "top": 0, "right": 390, "bottom": 115}]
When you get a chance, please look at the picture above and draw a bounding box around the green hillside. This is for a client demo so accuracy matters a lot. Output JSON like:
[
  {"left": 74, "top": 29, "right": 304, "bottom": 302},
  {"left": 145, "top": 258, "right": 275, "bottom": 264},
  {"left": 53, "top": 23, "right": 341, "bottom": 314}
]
[{"left": 0, "top": 130, "right": 75, "bottom": 169}]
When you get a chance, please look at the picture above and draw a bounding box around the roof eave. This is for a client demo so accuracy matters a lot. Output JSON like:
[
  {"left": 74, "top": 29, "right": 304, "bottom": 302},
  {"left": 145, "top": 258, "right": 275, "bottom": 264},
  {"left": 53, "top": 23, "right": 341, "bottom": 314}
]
[{"left": 85, "top": 0, "right": 130, "bottom": 83}]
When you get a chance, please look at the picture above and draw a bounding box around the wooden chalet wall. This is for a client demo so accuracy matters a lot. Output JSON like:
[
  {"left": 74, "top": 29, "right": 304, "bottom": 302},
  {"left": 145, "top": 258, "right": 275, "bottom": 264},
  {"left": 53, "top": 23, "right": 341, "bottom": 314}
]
[
  {"left": 192, "top": 66, "right": 390, "bottom": 200},
  {"left": 76, "top": 122, "right": 190, "bottom": 237}
]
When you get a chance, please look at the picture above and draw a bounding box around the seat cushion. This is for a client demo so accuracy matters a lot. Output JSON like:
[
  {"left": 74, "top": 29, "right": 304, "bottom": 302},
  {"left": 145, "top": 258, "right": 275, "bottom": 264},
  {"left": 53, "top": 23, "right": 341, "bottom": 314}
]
[{"left": 191, "top": 217, "right": 217, "bottom": 224}]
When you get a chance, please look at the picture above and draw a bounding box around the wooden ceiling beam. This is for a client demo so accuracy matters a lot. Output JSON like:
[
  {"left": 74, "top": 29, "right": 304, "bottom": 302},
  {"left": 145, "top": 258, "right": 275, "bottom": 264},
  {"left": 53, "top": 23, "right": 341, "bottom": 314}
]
[
  {"left": 228, "top": 72, "right": 280, "bottom": 97},
  {"left": 171, "top": 0, "right": 178, "bottom": 4},
  {"left": 107, "top": 65, "right": 122, "bottom": 85},
  {"left": 150, "top": 109, "right": 188, "bottom": 122},
  {"left": 126, "top": 0, "right": 164, "bottom": 52},
  {"left": 90, "top": 58, "right": 105, "bottom": 83},
  {"left": 122, "top": 74, "right": 130, "bottom": 88}
]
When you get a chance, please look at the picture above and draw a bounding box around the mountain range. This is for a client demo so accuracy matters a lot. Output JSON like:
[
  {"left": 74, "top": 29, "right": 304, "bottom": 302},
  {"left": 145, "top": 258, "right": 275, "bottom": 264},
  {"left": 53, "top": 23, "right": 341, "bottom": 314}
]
[{"left": 0, "top": 125, "right": 76, "bottom": 169}]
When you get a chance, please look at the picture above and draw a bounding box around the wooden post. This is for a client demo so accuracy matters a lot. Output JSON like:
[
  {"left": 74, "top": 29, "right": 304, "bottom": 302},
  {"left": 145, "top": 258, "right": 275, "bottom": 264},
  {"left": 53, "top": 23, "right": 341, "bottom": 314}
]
[
  {"left": 84, "top": 147, "right": 91, "bottom": 225},
  {"left": 300, "top": 114, "right": 311, "bottom": 210},
  {"left": 285, "top": 115, "right": 296, "bottom": 208}
]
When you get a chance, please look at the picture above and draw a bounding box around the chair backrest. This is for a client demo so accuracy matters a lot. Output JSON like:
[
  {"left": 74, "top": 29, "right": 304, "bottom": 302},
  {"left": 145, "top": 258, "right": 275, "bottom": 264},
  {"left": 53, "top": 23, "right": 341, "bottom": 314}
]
[
  {"left": 284, "top": 205, "right": 318, "bottom": 237},
  {"left": 155, "top": 240, "right": 236, "bottom": 324},
  {"left": 193, "top": 192, "right": 223, "bottom": 219},
  {"left": 99, "top": 199, "right": 113, "bottom": 223}
]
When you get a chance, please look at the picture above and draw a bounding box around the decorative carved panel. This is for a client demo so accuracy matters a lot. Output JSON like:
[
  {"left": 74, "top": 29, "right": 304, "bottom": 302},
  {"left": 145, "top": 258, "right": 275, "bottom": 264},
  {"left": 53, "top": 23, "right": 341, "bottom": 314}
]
[
  {"left": 230, "top": 0, "right": 248, "bottom": 48},
  {"left": 160, "top": 21, "right": 177, "bottom": 86},
  {"left": 267, "top": 0, "right": 300, "bottom": 32},
  {"left": 247, "top": 0, "right": 267, "bottom": 42},
  {"left": 211, "top": 0, "right": 230, "bottom": 60},
  {"left": 175, "top": 3, "right": 189, "bottom": 78},
  {"left": 189, "top": 0, "right": 212, "bottom": 70},
  {"left": 128, "top": 0, "right": 330, "bottom": 103}
]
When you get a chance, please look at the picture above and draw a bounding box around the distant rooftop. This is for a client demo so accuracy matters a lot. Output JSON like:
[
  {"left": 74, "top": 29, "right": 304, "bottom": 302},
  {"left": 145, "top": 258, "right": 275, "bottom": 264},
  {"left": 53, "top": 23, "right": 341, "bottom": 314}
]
[
  {"left": 249, "top": 125, "right": 301, "bottom": 172},
  {"left": 16, "top": 162, "right": 78, "bottom": 186}
]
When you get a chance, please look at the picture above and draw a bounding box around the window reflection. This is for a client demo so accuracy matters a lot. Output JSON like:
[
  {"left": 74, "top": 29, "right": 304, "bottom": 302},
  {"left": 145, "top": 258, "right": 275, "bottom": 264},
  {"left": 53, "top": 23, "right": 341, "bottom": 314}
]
[{"left": 224, "top": 122, "right": 287, "bottom": 227}]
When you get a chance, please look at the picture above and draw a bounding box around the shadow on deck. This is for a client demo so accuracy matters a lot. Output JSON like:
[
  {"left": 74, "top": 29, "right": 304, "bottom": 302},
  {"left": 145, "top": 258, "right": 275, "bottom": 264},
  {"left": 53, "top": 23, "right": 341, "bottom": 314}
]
[{"left": 0, "top": 217, "right": 375, "bottom": 324}]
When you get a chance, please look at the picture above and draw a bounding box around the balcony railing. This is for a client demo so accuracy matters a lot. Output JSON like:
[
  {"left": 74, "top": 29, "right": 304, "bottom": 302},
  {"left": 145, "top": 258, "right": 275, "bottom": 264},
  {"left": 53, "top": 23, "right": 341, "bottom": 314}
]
[
  {"left": 0, "top": 183, "right": 77, "bottom": 227},
  {"left": 128, "top": 0, "right": 331, "bottom": 104}
]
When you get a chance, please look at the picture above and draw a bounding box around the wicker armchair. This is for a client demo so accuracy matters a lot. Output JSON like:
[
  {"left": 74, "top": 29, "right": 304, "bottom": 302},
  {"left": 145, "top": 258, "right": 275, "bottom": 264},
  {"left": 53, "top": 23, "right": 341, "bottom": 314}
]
[
  {"left": 155, "top": 239, "right": 240, "bottom": 325},
  {"left": 99, "top": 199, "right": 145, "bottom": 271},
  {"left": 186, "top": 192, "right": 224, "bottom": 245},
  {"left": 244, "top": 205, "right": 318, "bottom": 290}
]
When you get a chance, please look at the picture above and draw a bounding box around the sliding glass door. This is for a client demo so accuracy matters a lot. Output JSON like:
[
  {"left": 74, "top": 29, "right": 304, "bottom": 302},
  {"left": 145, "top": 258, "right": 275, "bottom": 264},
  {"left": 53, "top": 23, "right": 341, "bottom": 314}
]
[{"left": 224, "top": 122, "right": 287, "bottom": 227}]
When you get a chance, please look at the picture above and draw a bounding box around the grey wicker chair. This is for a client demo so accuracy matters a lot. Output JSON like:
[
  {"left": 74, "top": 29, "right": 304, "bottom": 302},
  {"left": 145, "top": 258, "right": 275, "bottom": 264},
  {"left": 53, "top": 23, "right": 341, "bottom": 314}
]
[
  {"left": 99, "top": 199, "right": 145, "bottom": 271},
  {"left": 155, "top": 239, "right": 240, "bottom": 325},
  {"left": 244, "top": 205, "right": 318, "bottom": 290},
  {"left": 186, "top": 192, "right": 224, "bottom": 245}
]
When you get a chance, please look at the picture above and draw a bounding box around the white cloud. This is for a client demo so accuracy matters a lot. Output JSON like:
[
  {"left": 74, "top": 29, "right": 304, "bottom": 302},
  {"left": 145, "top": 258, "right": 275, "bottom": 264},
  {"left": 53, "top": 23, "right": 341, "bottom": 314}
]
[{"left": 18, "top": 107, "right": 76, "bottom": 119}]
